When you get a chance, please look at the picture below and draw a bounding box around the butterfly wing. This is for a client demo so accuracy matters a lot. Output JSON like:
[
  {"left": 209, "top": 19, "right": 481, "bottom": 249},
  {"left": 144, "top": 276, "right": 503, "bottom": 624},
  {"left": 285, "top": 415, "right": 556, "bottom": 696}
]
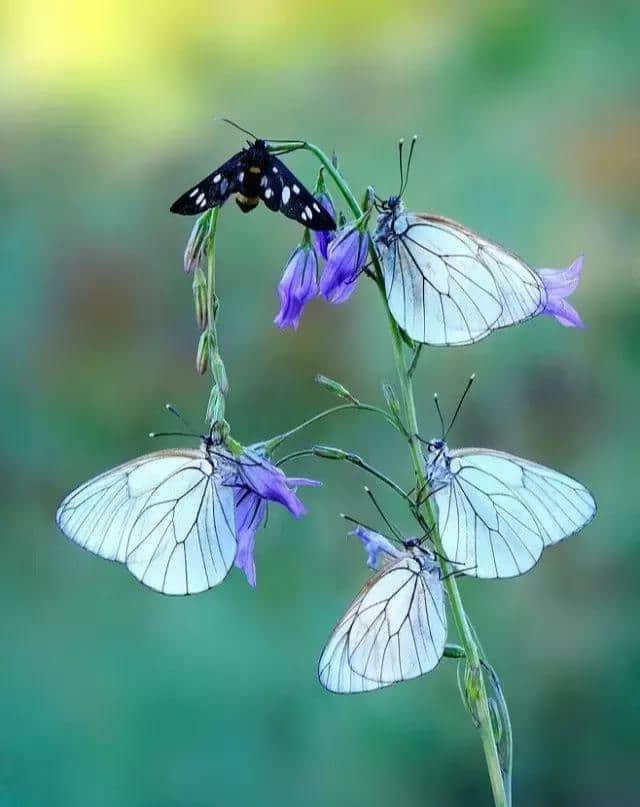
[
  {"left": 170, "top": 152, "right": 243, "bottom": 215},
  {"left": 433, "top": 449, "right": 596, "bottom": 578},
  {"left": 318, "top": 556, "right": 446, "bottom": 693},
  {"left": 56, "top": 450, "right": 237, "bottom": 595},
  {"left": 268, "top": 155, "right": 336, "bottom": 231},
  {"left": 424, "top": 215, "right": 547, "bottom": 330},
  {"left": 379, "top": 213, "right": 546, "bottom": 345}
]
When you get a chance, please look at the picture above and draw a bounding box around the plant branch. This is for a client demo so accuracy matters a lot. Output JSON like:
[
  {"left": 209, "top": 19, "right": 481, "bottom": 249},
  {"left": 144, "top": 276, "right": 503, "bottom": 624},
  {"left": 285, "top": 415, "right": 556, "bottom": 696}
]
[{"left": 290, "top": 139, "right": 509, "bottom": 807}]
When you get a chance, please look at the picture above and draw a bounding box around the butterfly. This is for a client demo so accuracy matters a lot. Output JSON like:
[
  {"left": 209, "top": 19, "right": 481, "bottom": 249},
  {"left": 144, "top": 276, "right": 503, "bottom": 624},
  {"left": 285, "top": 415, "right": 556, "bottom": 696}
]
[
  {"left": 373, "top": 137, "right": 547, "bottom": 345},
  {"left": 56, "top": 432, "right": 238, "bottom": 595},
  {"left": 170, "top": 138, "right": 336, "bottom": 232},
  {"left": 318, "top": 529, "right": 447, "bottom": 694},
  {"left": 420, "top": 378, "right": 597, "bottom": 579}
]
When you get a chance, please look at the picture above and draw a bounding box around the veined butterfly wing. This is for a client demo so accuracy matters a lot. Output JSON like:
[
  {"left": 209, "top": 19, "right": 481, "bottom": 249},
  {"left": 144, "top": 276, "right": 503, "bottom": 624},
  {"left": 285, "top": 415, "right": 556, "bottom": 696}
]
[
  {"left": 378, "top": 213, "right": 546, "bottom": 345},
  {"left": 319, "top": 555, "right": 446, "bottom": 693},
  {"left": 56, "top": 449, "right": 237, "bottom": 595},
  {"left": 432, "top": 448, "right": 596, "bottom": 578}
]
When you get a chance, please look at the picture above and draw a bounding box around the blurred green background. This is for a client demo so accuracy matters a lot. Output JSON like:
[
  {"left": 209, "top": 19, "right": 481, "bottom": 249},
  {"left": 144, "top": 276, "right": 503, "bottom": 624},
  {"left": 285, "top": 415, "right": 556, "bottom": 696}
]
[{"left": 2, "top": 1, "right": 639, "bottom": 804}]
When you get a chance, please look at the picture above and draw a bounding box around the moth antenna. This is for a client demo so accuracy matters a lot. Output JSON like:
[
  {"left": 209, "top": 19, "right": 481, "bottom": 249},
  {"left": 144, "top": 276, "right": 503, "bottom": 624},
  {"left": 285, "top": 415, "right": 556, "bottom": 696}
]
[
  {"left": 445, "top": 373, "right": 476, "bottom": 438},
  {"left": 165, "top": 403, "right": 195, "bottom": 433},
  {"left": 363, "top": 485, "right": 404, "bottom": 542},
  {"left": 433, "top": 393, "right": 446, "bottom": 438},
  {"left": 216, "top": 117, "right": 258, "bottom": 140}
]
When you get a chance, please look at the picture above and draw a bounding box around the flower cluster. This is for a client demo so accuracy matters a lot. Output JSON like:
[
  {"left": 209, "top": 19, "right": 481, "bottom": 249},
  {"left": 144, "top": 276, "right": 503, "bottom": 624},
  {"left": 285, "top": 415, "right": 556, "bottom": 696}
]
[{"left": 274, "top": 196, "right": 371, "bottom": 329}]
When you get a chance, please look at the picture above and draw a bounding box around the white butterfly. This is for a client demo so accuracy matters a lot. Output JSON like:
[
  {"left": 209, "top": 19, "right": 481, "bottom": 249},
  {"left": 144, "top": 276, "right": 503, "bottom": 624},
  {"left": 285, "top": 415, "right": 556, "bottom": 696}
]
[
  {"left": 318, "top": 529, "right": 447, "bottom": 694},
  {"left": 424, "top": 438, "right": 597, "bottom": 578},
  {"left": 56, "top": 437, "right": 237, "bottom": 595},
  {"left": 374, "top": 197, "right": 547, "bottom": 346}
]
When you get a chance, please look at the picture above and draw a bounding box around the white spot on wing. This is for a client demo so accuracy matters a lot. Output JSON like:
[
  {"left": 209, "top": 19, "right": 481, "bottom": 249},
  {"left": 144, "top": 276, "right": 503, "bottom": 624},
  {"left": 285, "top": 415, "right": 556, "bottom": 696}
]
[
  {"left": 189, "top": 189, "right": 199, "bottom": 198},
  {"left": 265, "top": 188, "right": 273, "bottom": 199},
  {"left": 282, "top": 186, "right": 290, "bottom": 204},
  {"left": 260, "top": 176, "right": 268, "bottom": 187},
  {"left": 272, "top": 166, "right": 278, "bottom": 173},
  {"left": 238, "top": 172, "right": 244, "bottom": 182},
  {"left": 301, "top": 211, "right": 307, "bottom": 221},
  {"left": 213, "top": 174, "right": 221, "bottom": 183},
  {"left": 220, "top": 179, "right": 228, "bottom": 193},
  {"left": 304, "top": 205, "right": 312, "bottom": 218},
  {"left": 293, "top": 184, "right": 300, "bottom": 194},
  {"left": 196, "top": 193, "right": 205, "bottom": 204},
  {"left": 313, "top": 202, "right": 321, "bottom": 212}
]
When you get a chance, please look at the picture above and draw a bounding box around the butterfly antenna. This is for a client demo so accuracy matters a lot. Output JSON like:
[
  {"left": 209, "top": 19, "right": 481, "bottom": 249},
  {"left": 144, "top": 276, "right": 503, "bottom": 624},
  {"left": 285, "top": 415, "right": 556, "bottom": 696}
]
[
  {"left": 149, "top": 431, "right": 199, "bottom": 440},
  {"left": 363, "top": 485, "right": 404, "bottom": 542},
  {"left": 216, "top": 117, "right": 258, "bottom": 140},
  {"left": 401, "top": 135, "right": 418, "bottom": 196},
  {"left": 165, "top": 403, "right": 196, "bottom": 433},
  {"left": 397, "top": 138, "right": 405, "bottom": 197},
  {"left": 433, "top": 392, "right": 446, "bottom": 438},
  {"left": 445, "top": 374, "right": 476, "bottom": 439}
]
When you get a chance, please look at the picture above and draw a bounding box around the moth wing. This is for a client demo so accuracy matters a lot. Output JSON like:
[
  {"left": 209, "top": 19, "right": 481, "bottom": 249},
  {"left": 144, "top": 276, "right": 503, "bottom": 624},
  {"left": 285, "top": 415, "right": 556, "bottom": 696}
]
[
  {"left": 170, "top": 152, "right": 243, "bottom": 215},
  {"left": 269, "top": 156, "right": 336, "bottom": 231},
  {"left": 56, "top": 450, "right": 237, "bottom": 595},
  {"left": 318, "top": 556, "right": 446, "bottom": 693},
  {"left": 433, "top": 448, "right": 596, "bottom": 578}
]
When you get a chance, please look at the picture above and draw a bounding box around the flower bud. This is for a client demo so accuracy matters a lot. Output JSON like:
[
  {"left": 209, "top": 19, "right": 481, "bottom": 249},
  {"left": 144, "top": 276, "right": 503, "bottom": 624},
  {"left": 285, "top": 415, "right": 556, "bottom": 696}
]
[
  {"left": 184, "top": 213, "right": 209, "bottom": 274},
  {"left": 312, "top": 445, "right": 350, "bottom": 460},
  {"left": 192, "top": 268, "right": 208, "bottom": 330},
  {"left": 315, "top": 374, "right": 358, "bottom": 403},
  {"left": 382, "top": 383, "right": 401, "bottom": 421},
  {"left": 206, "top": 385, "right": 226, "bottom": 424},
  {"left": 212, "top": 352, "right": 229, "bottom": 396},
  {"left": 196, "top": 331, "right": 210, "bottom": 375}
]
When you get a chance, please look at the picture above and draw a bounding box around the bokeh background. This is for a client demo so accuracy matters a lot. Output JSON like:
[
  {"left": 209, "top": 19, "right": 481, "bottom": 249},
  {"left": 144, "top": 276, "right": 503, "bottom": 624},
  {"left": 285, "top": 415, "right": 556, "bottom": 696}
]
[{"left": 2, "top": 1, "right": 639, "bottom": 805}]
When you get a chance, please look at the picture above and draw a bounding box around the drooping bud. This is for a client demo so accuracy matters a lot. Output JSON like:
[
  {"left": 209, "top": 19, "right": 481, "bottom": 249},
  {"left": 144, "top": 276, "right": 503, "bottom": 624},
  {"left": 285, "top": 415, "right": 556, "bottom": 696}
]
[
  {"left": 315, "top": 374, "right": 359, "bottom": 404},
  {"left": 196, "top": 331, "right": 210, "bottom": 375},
  {"left": 183, "top": 212, "right": 210, "bottom": 274},
  {"left": 312, "top": 445, "right": 350, "bottom": 460},
  {"left": 192, "top": 267, "right": 208, "bottom": 330}
]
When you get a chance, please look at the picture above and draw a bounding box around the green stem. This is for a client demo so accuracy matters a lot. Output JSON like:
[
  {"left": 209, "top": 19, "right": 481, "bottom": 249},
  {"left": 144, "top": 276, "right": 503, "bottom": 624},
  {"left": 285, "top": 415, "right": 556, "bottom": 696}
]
[
  {"left": 264, "top": 402, "right": 396, "bottom": 452},
  {"left": 277, "top": 446, "right": 411, "bottom": 503},
  {"left": 286, "top": 139, "right": 509, "bottom": 807},
  {"left": 205, "top": 207, "right": 228, "bottom": 427}
]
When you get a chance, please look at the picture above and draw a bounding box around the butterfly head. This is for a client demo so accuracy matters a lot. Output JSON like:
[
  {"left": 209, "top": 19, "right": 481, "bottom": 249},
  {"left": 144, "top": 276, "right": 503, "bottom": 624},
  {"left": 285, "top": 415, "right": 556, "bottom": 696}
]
[
  {"left": 374, "top": 194, "right": 407, "bottom": 247},
  {"left": 403, "top": 539, "right": 440, "bottom": 573},
  {"left": 424, "top": 438, "right": 451, "bottom": 483}
]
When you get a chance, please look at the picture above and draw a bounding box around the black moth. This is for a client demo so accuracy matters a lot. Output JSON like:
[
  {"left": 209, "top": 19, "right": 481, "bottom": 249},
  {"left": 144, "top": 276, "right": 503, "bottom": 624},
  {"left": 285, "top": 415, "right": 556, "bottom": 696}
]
[{"left": 170, "top": 139, "right": 336, "bottom": 232}]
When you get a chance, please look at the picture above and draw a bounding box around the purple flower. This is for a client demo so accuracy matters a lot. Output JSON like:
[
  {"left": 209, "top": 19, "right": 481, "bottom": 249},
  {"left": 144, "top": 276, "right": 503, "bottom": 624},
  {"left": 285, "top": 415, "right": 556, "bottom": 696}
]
[
  {"left": 274, "top": 244, "right": 319, "bottom": 329},
  {"left": 232, "top": 449, "right": 320, "bottom": 586},
  {"left": 233, "top": 488, "right": 267, "bottom": 587},
  {"left": 312, "top": 192, "right": 337, "bottom": 260},
  {"left": 538, "top": 256, "right": 586, "bottom": 328},
  {"left": 319, "top": 224, "right": 370, "bottom": 304},
  {"left": 351, "top": 526, "right": 401, "bottom": 570}
]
